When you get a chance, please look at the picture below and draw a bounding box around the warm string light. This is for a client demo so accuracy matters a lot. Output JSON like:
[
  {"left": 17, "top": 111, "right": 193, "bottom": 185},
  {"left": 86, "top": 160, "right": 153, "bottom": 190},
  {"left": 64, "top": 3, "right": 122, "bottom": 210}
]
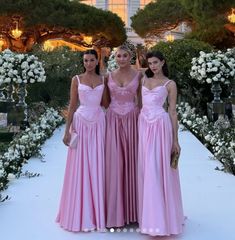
[
  {"left": 43, "top": 40, "right": 54, "bottom": 51},
  {"left": 228, "top": 8, "right": 235, "bottom": 24},
  {"left": 0, "top": 35, "right": 4, "bottom": 51},
  {"left": 165, "top": 33, "right": 175, "bottom": 42},
  {"left": 10, "top": 21, "right": 23, "bottom": 39},
  {"left": 83, "top": 36, "right": 93, "bottom": 45}
]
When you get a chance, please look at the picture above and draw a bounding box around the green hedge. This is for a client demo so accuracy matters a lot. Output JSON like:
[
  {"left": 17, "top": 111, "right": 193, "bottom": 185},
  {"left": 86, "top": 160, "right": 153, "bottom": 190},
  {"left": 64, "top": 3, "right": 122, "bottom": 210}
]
[{"left": 27, "top": 46, "right": 84, "bottom": 108}]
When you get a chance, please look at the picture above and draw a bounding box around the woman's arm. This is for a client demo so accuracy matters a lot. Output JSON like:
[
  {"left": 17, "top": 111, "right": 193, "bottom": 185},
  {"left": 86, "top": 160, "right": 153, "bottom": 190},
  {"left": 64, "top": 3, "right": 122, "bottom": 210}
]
[
  {"left": 63, "top": 77, "right": 79, "bottom": 146},
  {"left": 101, "top": 75, "right": 110, "bottom": 109},
  {"left": 167, "top": 81, "right": 181, "bottom": 154}
]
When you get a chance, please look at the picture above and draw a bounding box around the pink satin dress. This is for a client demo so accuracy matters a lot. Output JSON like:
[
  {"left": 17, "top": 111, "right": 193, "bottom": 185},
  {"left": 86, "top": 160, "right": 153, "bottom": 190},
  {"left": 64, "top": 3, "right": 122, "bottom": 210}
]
[
  {"left": 105, "top": 72, "right": 139, "bottom": 227},
  {"left": 138, "top": 80, "right": 184, "bottom": 236},
  {"left": 56, "top": 75, "right": 106, "bottom": 232}
]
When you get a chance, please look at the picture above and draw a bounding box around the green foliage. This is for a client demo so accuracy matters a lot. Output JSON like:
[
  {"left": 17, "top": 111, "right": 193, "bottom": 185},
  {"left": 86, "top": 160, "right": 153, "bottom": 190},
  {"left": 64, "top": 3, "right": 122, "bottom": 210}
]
[
  {"left": 0, "top": 142, "right": 8, "bottom": 154},
  {"left": 0, "top": 132, "right": 14, "bottom": 143},
  {"left": 187, "top": 19, "right": 235, "bottom": 49},
  {"left": 131, "top": 0, "right": 191, "bottom": 38},
  {"left": 180, "top": 0, "right": 234, "bottom": 22},
  {"left": 0, "top": 0, "right": 126, "bottom": 47},
  {"left": 27, "top": 45, "right": 84, "bottom": 108},
  {"left": 131, "top": 0, "right": 235, "bottom": 48},
  {"left": 151, "top": 39, "right": 213, "bottom": 113},
  {"left": 180, "top": 0, "right": 235, "bottom": 48}
]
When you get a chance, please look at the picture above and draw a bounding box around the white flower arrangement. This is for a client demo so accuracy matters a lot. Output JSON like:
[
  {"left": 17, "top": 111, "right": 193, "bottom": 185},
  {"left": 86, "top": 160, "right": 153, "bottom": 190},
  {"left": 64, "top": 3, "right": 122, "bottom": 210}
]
[
  {"left": 0, "top": 49, "right": 46, "bottom": 85},
  {"left": 177, "top": 102, "right": 235, "bottom": 175},
  {"left": 190, "top": 49, "right": 235, "bottom": 84},
  {"left": 0, "top": 107, "right": 63, "bottom": 193},
  {"left": 107, "top": 49, "right": 118, "bottom": 72}
]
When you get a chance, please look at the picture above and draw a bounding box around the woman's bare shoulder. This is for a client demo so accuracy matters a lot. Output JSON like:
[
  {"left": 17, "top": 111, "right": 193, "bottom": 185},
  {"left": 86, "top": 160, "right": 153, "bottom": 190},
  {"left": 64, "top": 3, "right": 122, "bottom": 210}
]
[
  {"left": 71, "top": 75, "right": 80, "bottom": 86},
  {"left": 167, "top": 79, "right": 176, "bottom": 86},
  {"left": 72, "top": 74, "right": 84, "bottom": 80}
]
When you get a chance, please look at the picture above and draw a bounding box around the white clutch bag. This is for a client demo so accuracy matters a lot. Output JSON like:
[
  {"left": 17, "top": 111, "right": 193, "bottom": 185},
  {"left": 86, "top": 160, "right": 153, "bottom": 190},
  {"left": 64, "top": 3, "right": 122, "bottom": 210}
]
[{"left": 69, "top": 131, "right": 78, "bottom": 148}]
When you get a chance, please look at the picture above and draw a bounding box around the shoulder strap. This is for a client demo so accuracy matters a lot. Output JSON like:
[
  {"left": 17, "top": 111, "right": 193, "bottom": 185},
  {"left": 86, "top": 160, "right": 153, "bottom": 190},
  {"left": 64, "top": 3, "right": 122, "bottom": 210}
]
[
  {"left": 142, "top": 75, "right": 146, "bottom": 85},
  {"left": 76, "top": 75, "right": 80, "bottom": 84},
  {"left": 109, "top": 72, "right": 113, "bottom": 81},
  {"left": 164, "top": 80, "right": 172, "bottom": 87}
]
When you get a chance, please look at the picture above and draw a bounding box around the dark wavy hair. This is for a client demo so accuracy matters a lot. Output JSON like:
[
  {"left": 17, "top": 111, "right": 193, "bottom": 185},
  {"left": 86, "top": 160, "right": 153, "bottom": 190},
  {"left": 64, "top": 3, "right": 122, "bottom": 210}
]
[
  {"left": 83, "top": 49, "right": 100, "bottom": 75},
  {"left": 145, "top": 51, "right": 169, "bottom": 78}
]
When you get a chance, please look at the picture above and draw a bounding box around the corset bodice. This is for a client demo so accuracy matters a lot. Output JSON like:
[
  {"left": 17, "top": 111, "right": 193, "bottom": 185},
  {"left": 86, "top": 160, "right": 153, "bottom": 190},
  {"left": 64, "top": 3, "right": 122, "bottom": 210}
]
[
  {"left": 108, "top": 72, "right": 139, "bottom": 115},
  {"left": 141, "top": 81, "right": 171, "bottom": 122},
  {"left": 75, "top": 75, "right": 104, "bottom": 122}
]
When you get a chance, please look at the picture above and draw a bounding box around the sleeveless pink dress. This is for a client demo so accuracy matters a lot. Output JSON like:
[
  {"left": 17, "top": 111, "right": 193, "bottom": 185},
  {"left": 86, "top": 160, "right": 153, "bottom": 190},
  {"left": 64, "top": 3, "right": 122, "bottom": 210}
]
[
  {"left": 138, "top": 80, "right": 184, "bottom": 236},
  {"left": 56, "top": 76, "right": 106, "bottom": 232},
  {"left": 105, "top": 72, "right": 139, "bottom": 227}
]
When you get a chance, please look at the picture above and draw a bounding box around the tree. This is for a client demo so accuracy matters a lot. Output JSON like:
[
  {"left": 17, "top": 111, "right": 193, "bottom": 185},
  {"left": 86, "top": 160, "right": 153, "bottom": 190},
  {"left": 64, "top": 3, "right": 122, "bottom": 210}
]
[
  {"left": 131, "top": 0, "right": 191, "bottom": 38},
  {"left": 131, "top": 0, "right": 235, "bottom": 48},
  {"left": 0, "top": 0, "right": 126, "bottom": 52},
  {"left": 180, "top": 0, "right": 235, "bottom": 48}
]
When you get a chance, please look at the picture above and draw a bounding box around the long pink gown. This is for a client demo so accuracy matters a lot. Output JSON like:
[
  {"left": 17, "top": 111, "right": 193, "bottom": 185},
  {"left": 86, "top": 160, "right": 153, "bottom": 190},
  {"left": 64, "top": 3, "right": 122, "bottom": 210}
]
[
  {"left": 56, "top": 76, "right": 106, "bottom": 232},
  {"left": 138, "top": 80, "right": 184, "bottom": 236},
  {"left": 105, "top": 72, "right": 139, "bottom": 227}
]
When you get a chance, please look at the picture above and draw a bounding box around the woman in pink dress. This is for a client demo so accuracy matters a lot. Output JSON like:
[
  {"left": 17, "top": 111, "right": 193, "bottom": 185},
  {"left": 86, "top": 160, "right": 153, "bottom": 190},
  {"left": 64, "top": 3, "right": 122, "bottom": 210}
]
[
  {"left": 138, "top": 51, "right": 184, "bottom": 236},
  {"left": 56, "top": 49, "right": 107, "bottom": 232},
  {"left": 105, "top": 45, "right": 142, "bottom": 228}
]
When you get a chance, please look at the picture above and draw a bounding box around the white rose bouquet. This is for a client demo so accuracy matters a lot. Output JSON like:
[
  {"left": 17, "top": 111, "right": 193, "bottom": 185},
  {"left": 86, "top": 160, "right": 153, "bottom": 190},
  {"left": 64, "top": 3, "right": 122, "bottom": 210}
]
[
  {"left": 224, "top": 48, "right": 235, "bottom": 83},
  {"left": 107, "top": 49, "right": 118, "bottom": 72},
  {"left": 0, "top": 49, "right": 16, "bottom": 84},
  {"left": 190, "top": 49, "right": 235, "bottom": 84},
  {"left": 0, "top": 49, "right": 46, "bottom": 85}
]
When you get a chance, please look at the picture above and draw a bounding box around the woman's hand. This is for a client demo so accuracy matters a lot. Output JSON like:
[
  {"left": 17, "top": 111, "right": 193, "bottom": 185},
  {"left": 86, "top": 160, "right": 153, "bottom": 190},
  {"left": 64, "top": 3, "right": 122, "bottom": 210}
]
[
  {"left": 172, "top": 140, "right": 181, "bottom": 155},
  {"left": 63, "top": 132, "right": 71, "bottom": 146}
]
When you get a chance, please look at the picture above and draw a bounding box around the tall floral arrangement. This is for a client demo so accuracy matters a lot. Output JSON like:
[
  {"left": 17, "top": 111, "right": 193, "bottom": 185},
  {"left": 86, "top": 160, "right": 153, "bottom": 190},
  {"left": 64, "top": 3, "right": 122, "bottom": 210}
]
[
  {"left": 0, "top": 49, "right": 15, "bottom": 84},
  {"left": 190, "top": 49, "right": 235, "bottom": 84},
  {"left": 224, "top": 48, "right": 235, "bottom": 86},
  {"left": 0, "top": 49, "right": 46, "bottom": 85}
]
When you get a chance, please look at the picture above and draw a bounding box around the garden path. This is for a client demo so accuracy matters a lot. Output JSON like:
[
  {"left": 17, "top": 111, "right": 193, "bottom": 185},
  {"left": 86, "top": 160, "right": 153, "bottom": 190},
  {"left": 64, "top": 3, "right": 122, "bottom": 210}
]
[{"left": 0, "top": 125, "right": 234, "bottom": 240}]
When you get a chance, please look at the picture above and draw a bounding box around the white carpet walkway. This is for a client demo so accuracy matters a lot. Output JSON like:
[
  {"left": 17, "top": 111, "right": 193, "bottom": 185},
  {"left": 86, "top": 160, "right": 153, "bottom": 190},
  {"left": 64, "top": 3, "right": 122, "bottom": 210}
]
[{"left": 0, "top": 125, "right": 235, "bottom": 240}]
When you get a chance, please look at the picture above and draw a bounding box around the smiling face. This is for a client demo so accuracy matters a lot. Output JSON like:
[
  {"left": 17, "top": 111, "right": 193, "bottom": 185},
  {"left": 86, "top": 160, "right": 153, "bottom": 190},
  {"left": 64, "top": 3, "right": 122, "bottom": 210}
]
[
  {"left": 83, "top": 53, "right": 98, "bottom": 72},
  {"left": 147, "top": 56, "right": 165, "bottom": 75},
  {"left": 115, "top": 49, "right": 131, "bottom": 68}
]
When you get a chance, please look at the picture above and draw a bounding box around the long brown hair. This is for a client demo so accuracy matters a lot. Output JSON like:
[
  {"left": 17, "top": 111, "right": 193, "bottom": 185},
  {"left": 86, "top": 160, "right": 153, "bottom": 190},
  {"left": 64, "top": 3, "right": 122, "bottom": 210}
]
[
  {"left": 145, "top": 51, "right": 169, "bottom": 78},
  {"left": 83, "top": 49, "right": 100, "bottom": 75}
]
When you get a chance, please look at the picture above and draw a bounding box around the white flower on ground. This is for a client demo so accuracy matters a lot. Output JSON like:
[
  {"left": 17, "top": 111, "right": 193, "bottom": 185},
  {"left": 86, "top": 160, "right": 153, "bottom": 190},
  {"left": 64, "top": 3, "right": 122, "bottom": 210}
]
[
  {"left": 186, "top": 120, "right": 192, "bottom": 126},
  {"left": 7, "top": 173, "right": 15, "bottom": 181}
]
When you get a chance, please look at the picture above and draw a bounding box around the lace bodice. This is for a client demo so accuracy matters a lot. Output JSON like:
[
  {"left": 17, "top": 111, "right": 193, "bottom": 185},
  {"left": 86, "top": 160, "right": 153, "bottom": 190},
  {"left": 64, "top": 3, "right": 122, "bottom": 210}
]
[{"left": 108, "top": 72, "right": 139, "bottom": 115}]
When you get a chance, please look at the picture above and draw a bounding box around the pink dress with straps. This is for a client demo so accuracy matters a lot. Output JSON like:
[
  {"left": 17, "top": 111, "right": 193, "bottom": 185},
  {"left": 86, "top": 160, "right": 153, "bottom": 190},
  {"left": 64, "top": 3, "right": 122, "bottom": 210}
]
[
  {"left": 105, "top": 72, "right": 139, "bottom": 227},
  {"left": 138, "top": 80, "right": 184, "bottom": 236},
  {"left": 56, "top": 75, "right": 106, "bottom": 232}
]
